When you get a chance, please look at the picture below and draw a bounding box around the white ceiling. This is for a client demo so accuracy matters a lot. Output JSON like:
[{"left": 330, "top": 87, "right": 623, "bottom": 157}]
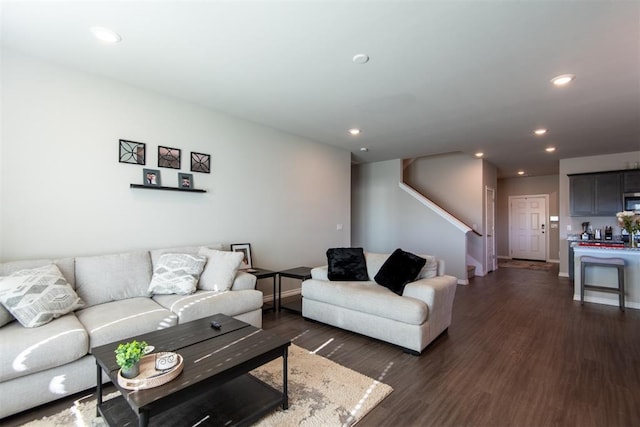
[{"left": 2, "top": 1, "right": 639, "bottom": 178}]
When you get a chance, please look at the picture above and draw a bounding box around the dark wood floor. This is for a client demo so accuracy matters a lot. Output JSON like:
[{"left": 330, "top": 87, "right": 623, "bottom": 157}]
[{"left": 4, "top": 265, "right": 639, "bottom": 426}]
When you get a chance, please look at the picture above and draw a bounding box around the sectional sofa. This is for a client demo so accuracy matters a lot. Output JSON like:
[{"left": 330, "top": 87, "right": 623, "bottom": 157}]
[
  {"left": 302, "top": 251, "right": 457, "bottom": 354},
  {"left": 0, "top": 244, "right": 263, "bottom": 418}
]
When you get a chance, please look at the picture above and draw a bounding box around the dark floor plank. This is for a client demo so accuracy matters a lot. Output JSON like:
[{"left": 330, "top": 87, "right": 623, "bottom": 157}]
[{"left": 4, "top": 265, "right": 639, "bottom": 426}]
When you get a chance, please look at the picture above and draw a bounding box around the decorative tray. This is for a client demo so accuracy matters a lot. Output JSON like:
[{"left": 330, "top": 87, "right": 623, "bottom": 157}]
[{"left": 117, "top": 352, "right": 183, "bottom": 390}]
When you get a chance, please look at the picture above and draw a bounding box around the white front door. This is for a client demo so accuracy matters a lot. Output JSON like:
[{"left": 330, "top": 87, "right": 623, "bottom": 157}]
[
  {"left": 509, "top": 195, "right": 548, "bottom": 261},
  {"left": 486, "top": 186, "right": 496, "bottom": 272}
]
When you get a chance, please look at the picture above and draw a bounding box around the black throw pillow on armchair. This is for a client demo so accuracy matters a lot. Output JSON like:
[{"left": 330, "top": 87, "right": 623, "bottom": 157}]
[
  {"left": 326, "top": 247, "right": 369, "bottom": 281},
  {"left": 374, "top": 248, "right": 426, "bottom": 295}
]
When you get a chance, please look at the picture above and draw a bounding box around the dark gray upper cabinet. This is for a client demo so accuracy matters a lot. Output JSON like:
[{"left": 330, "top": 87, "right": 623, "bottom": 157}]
[
  {"left": 569, "top": 171, "right": 622, "bottom": 216},
  {"left": 623, "top": 170, "right": 640, "bottom": 192}
]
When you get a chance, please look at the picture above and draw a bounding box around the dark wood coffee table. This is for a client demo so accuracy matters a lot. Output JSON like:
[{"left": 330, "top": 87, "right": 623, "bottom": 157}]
[{"left": 92, "top": 314, "right": 290, "bottom": 426}]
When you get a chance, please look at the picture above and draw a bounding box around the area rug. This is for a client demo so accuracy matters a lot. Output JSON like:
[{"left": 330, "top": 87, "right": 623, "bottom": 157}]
[
  {"left": 23, "top": 344, "right": 393, "bottom": 427},
  {"left": 498, "top": 258, "right": 554, "bottom": 271}
]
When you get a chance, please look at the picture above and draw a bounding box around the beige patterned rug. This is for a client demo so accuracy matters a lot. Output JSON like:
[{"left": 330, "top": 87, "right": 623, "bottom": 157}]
[{"left": 23, "top": 344, "right": 392, "bottom": 427}]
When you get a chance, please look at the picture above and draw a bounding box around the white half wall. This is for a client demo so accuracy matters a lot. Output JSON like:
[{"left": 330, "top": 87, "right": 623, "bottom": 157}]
[
  {"left": 352, "top": 159, "right": 468, "bottom": 282},
  {"left": 0, "top": 49, "right": 351, "bottom": 295}
]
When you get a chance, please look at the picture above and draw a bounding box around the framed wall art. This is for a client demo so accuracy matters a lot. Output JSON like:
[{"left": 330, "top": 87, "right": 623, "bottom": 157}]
[
  {"left": 191, "top": 152, "right": 211, "bottom": 173},
  {"left": 158, "top": 146, "right": 181, "bottom": 169},
  {"left": 143, "top": 168, "right": 161, "bottom": 187},
  {"left": 119, "top": 139, "right": 146, "bottom": 165},
  {"left": 178, "top": 173, "right": 193, "bottom": 189},
  {"left": 230, "top": 243, "right": 252, "bottom": 270}
]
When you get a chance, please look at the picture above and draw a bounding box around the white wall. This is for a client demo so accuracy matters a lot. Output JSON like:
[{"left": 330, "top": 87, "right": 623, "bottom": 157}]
[
  {"left": 352, "top": 159, "right": 468, "bottom": 281},
  {"left": 0, "top": 50, "right": 351, "bottom": 295},
  {"left": 403, "top": 153, "right": 496, "bottom": 275},
  {"left": 558, "top": 150, "right": 640, "bottom": 276}
]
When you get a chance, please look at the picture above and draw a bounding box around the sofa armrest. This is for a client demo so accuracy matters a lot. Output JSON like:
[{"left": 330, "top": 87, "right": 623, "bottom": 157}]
[
  {"left": 402, "top": 275, "right": 457, "bottom": 334},
  {"left": 311, "top": 265, "right": 329, "bottom": 280},
  {"left": 231, "top": 271, "right": 257, "bottom": 291}
]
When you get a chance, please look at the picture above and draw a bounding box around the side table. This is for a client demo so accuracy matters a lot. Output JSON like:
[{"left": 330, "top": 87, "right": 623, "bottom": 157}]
[
  {"left": 278, "top": 267, "right": 312, "bottom": 314},
  {"left": 249, "top": 268, "right": 278, "bottom": 313}
]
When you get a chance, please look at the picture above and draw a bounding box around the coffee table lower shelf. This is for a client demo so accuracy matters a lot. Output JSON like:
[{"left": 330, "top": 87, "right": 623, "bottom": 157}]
[{"left": 98, "top": 374, "right": 283, "bottom": 427}]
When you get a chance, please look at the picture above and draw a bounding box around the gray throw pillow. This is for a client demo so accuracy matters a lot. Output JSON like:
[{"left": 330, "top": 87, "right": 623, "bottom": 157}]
[
  {"left": 0, "top": 264, "right": 84, "bottom": 328},
  {"left": 148, "top": 253, "right": 207, "bottom": 295}
]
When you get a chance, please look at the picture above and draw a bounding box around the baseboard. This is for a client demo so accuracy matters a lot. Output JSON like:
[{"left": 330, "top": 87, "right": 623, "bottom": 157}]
[
  {"left": 573, "top": 294, "right": 640, "bottom": 310},
  {"left": 457, "top": 278, "right": 469, "bottom": 285},
  {"left": 558, "top": 272, "right": 570, "bottom": 278},
  {"left": 262, "top": 288, "right": 301, "bottom": 303},
  {"left": 548, "top": 259, "right": 560, "bottom": 264}
]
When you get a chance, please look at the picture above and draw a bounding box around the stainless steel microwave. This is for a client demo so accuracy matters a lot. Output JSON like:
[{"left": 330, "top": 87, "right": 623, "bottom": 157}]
[{"left": 624, "top": 192, "right": 640, "bottom": 212}]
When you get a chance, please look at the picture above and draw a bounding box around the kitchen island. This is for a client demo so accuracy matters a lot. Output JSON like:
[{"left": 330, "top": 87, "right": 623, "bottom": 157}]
[{"left": 573, "top": 244, "right": 640, "bottom": 310}]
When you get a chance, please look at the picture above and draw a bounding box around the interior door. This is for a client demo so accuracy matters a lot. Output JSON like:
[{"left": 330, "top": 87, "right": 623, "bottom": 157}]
[
  {"left": 485, "top": 186, "right": 496, "bottom": 272},
  {"left": 509, "top": 196, "right": 547, "bottom": 261}
]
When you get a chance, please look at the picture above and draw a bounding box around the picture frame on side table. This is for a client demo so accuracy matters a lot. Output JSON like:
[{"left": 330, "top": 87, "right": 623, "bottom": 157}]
[
  {"left": 178, "top": 173, "right": 193, "bottom": 189},
  {"left": 143, "top": 168, "right": 161, "bottom": 187},
  {"left": 191, "top": 152, "right": 211, "bottom": 173},
  {"left": 230, "top": 243, "right": 252, "bottom": 270},
  {"left": 158, "top": 146, "right": 181, "bottom": 169}
]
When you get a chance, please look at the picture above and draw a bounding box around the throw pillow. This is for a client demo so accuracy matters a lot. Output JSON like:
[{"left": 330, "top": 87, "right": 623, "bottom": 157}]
[
  {"left": 148, "top": 254, "right": 207, "bottom": 295},
  {"left": 374, "top": 249, "right": 426, "bottom": 295},
  {"left": 416, "top": 255, "right": 438, "bottom": 279},
  {"left": 326, "top": 247, "right": 369, "bottom": 281},
  {"left": 0, "top": 264, "right": 84, "bottom": 328},
  {"left": 197, "top": 248, "right": 244, "bottom": 291}
]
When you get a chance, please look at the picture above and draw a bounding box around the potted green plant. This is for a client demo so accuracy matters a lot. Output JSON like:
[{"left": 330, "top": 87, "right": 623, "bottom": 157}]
[{"left": 115, "top": 340, "right": 148, "bottom": 379}]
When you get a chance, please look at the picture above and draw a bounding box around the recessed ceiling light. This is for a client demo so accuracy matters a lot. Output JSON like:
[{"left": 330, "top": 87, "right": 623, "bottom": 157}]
[
  {"left": 545, "top": 147, "right": 556, "bottom": 152},
  {"left": 352, "top": 54, "right": 370, "bottom": 64},
  {"left": 348, "top": 128, "right": 361, "bottom": 136},
  {"left": 360, "top": 147, "right": 369, "bottom": 152},
  {"left": 91, "top": 26, "right": 122, "bottom": 44},
  {"left": 551, "top": 74, "right": 575, "bottom": 86},
  {"left": 517, "top": 170, "right": 525, "bottom": 175},
  {"left": 534, "top": 128, "right": 548, "bottom": 136},
  {"left": 475, "top": 152, "right": 484, "bottom": 158}
]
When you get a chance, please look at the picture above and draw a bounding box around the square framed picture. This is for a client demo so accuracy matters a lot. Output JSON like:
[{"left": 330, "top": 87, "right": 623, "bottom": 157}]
[
  {"left": 230, "top": 243, "right": 252, "bottom": 269},
  {"left": 191, "top": 152, "right": 211, "bottom": 173},
  {"left": 178, "top": 173, "right": 193, "bottom": 189},
  {"left": 158, "top": 146, "right": 181, "bottom": 169},
  {"left": 119, "top": 139, "right": 146, "bottom": 165},
  {"left": 143, "top": 168, "right": 161, "bottom": 187}
]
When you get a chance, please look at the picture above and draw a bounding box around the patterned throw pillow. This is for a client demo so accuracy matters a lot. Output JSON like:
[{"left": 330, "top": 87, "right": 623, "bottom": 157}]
[
  {"left": 148, "top": 253, "right": 207, "bottom": 295},
  {"left": 0, "top": 264, "right": 85, "bottom": 328}
]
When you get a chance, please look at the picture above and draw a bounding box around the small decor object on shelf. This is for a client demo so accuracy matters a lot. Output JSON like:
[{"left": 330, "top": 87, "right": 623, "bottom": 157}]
[
  {"left": 616, "top": 211, "right": 640, "bottom": 248},
  {"left": 231, "top": 243, "right": 252, "bottom": 269},
  {"left": 158, "top": 146, "right": 181, "bottom": 169},
  {"left": 178, "top": 172, "right": 193, "bottom": 189},
  {"left": 143, "top": 168, "right": 161, "bottom": 187},
  {"left": 115, "top": 340, "right": 148, "bottom": 379},
  {"left": 119, "top": 139, "right": 146, "bottom": 165},
  {"left": 191, "top": 152, "right": 211, "bottom": 173}
]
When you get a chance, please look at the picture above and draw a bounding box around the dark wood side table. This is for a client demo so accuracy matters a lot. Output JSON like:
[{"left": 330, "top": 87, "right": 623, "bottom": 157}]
[
  {"left": 278, "top": 267, "right": 312, "bottom": 314},
  {"left": 249, "top": 268, "right": 278, "bottom": 313}
]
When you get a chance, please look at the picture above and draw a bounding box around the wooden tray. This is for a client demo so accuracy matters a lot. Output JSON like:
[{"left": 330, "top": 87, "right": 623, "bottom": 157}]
[{"left": 117, "top": 352, "right": 183, "bottom": 390}]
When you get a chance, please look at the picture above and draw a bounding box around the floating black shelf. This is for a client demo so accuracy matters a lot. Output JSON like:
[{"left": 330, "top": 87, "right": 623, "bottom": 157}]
[{"left": 130, "top": 184, "right": 206, "bottom": 193}]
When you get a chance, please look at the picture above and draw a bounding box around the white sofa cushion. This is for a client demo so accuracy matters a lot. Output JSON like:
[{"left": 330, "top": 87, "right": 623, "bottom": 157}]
[
  {"left": 75, "top": 251, "right": 152, "bottom": 306},
  {"left": 153, "top": 289, "right": 264, "bottom": 323},
  {"left": 0, "top": 313, "right": 88, "bottom": 382},
  {"left": 76, "top": 297, "right": 177, "bottom": 349},
  {"left": 302, "top": 279, "right": 428, "bottom": 325},
  {"left": 0, "top": 264, "right": 84, "bottom": 328},
  {"left": 197, "top": 248, "right": 243, "bottom": 292},
  {"left": 148, "top": 253, "right": 206, "bottom": 295}
]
